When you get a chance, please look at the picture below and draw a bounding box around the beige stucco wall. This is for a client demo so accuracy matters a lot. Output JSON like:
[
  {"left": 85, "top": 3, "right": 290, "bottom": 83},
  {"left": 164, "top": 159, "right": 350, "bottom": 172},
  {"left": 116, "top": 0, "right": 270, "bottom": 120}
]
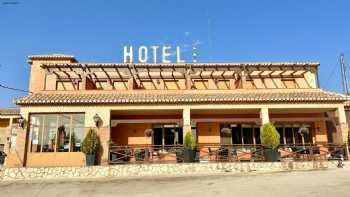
[
  {"left": 26, "top": 152, "right": 85, "bottom": 167},
  {"left": 29, "top": 58, "right": 77, "bottom": 92}
]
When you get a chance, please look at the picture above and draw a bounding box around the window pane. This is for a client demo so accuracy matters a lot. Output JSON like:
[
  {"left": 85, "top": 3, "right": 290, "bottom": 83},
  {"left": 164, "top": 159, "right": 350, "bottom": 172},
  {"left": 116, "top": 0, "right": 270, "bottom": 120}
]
[
  {"left": 175, "top": 127, "right": 183, "bottom": 145},
  {"left": 303, "top": 127, "right": 311, "bottom": 144},
  {"left": 232, "top": 125, "right": 242, "bottom": 144},
  {"left": 42, "top": 115, "right": 57, "bottom": 152},
  {"left": 153, "top": 128, "right": 163, "bottom": 147},
  {"left": 242, "top": 127, "right": 253, "bottom": 144},
  {"left": 293, "top": 128, "right": 303, "bottom": 144},
  {"left": 254, "top": 128, "right": 261, "bottom": 144},
  {"left": 276, "top": 127, "right": 284, "bottom": 144},
  {"left": 30, "top": 115, "right": 43, "bottom": 152},
  {"left": 164, "top": 128, "right": 175, "bottom": 145},
  {"left": 57, "top": 115, "right": 71, "bottom": 152},
  {"left": 71, "top": 114, "right": 84, "bottom": 152},
  {"left": 285, "top": 127, "right": 293, "bottom": 144}
]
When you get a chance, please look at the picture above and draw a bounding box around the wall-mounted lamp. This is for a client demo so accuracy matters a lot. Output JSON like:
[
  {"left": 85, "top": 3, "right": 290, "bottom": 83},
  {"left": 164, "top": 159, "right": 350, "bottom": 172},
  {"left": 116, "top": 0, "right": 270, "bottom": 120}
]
[
  {"left": 93, "top": 113, "right": 102, "bottom": 128},
  {"left": 18, "top": 115, "right": 25, "bottom": 129}
]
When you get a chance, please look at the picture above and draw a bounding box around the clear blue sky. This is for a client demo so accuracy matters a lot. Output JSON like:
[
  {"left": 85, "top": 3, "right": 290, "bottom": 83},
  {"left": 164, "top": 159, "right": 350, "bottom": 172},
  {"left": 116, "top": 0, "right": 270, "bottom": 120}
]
[{"left": 1, "top": 0, "right": 350, "bottom": 108}]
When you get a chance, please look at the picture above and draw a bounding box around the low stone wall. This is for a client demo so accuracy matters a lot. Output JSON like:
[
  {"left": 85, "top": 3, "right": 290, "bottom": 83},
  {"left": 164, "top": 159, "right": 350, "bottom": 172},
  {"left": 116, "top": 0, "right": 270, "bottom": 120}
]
[{"left": 0, "top": 161, "right": 345, "bottom": 181}]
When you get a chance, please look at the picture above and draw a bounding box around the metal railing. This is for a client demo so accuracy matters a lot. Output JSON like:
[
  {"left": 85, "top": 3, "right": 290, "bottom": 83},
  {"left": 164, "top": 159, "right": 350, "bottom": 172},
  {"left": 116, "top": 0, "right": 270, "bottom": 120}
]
[{"left": 108, "top": 143, "right": 348, "bottom": 164}]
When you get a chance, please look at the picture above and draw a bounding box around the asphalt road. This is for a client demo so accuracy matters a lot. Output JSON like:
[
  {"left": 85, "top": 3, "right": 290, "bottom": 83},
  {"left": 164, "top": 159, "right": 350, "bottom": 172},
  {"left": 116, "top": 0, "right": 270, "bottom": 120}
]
[{"left": 1, "top": 168, "right": 350, "bottom": 197}]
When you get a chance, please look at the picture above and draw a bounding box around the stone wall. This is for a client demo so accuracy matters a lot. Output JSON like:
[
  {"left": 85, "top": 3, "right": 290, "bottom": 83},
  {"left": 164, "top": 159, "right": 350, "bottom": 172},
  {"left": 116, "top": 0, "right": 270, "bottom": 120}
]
[{"left": 0, "top": 161, "right": 346, "bottom": 181}]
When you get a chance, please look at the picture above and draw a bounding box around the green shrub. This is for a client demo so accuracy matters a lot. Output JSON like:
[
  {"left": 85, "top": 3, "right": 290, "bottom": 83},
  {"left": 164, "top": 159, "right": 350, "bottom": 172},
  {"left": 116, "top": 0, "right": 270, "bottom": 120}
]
[
  {"left": 260, "top": 123, "right": 280, "bottom": 150},
  {"left": 184, "top": 132, "right": 196, "bottom": 150},
  {"left": 81, "top": 128, "right": 100, "bottom": 155}
]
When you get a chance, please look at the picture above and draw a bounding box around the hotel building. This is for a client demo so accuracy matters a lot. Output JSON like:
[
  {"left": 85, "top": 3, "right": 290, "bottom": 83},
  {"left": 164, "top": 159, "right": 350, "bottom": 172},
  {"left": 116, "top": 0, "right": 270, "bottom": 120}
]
[{"left": 4, "top": 54, "right": 350, "bottom": 167}]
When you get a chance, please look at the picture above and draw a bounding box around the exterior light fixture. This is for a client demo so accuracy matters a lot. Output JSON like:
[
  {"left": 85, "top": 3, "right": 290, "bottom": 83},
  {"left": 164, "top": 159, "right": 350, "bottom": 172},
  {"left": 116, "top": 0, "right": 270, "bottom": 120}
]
[
  {"left": 93, "top": 113, "right": 101, "bottom": 128},
  {"left": 18, "top": 115, "right": 25, "bottom": 129}
]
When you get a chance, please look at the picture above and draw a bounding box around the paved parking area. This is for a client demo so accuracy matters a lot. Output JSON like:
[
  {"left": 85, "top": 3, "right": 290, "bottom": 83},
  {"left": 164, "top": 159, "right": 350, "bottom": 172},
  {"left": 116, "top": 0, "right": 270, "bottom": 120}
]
[{"left": 1, "top": 168, "right": 350, "bottom": 197}]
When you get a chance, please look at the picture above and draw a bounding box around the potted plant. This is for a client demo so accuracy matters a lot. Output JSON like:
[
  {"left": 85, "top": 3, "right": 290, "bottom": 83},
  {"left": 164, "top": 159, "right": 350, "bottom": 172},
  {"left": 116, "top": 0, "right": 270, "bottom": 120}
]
[
  {"left": 134, "top": 149, "right": 145, "bottom": 161},
  {"left": 81, "top": 128, "right": 101, "bottom": 166},
  {"left": 183, "top": 132, "right": 197, "bottom": 162},
  {"left": 260, "top": 123, "right": 280, "bottom": 161}
]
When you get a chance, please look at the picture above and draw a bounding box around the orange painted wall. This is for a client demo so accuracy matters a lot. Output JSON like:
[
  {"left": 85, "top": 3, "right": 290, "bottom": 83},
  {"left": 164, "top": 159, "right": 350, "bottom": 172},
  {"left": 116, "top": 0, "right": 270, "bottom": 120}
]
[
  {"left": 111, "top": 123, "right": 152, "bottom": 145},
  {"left": 197, "top": 122, "right": 220, "bottom": 144},
  {"left": 26, "top": 152, "right": 85, "bottom": 167}
]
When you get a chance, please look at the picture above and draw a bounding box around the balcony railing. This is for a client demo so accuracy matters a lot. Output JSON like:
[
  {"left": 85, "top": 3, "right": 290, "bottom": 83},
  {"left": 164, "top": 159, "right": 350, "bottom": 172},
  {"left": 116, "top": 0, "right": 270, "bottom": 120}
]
[{"left": 108, "top": 143, "right": 348, "bottom": 164}]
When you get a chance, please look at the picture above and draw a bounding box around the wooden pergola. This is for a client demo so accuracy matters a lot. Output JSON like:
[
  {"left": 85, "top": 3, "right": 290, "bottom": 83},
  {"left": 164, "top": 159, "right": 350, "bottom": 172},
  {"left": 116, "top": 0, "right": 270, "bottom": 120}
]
[{"left": 40, "top": 62, "right": 319, "bottom": 90}]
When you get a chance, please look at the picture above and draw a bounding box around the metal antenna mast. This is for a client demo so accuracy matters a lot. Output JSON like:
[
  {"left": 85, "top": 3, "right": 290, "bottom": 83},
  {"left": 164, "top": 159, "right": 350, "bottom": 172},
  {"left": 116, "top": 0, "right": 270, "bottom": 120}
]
[{"left": 339, "top": 53, "right": 349, "bottom": 94}]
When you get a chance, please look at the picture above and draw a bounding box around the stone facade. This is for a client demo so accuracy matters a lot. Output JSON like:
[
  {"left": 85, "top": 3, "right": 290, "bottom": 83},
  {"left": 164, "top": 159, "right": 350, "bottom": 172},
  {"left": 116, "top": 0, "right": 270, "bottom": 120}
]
[{"left": 0, "top": 161, "right": 344, "bottom": 181}]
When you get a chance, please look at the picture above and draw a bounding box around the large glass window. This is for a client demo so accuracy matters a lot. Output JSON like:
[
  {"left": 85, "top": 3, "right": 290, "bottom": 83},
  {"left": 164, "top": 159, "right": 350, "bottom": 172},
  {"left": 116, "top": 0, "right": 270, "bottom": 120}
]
[
  {"left": 278, "top": 124, "right": 312, "bottom": 145},
  {"left": 254, "top": 127, "right": 261, "bottom": 144},
  {"left": 220, "top": 124, "right": 260, "bottom": 145},
  {"left": 152, "top": 124, "right": 182, "bottom": 148},
  {"left": 42, "top": 115, "right": 57, "bottom": 152},
  {"left": 242, "top": 125, "right": 254, "bottom": 144},
  {"left": 57, "top": 115, "right": 71, "bottom": 152},
  {"left": 29, "top": 114, "right": 85, "bottom": 153},
  {"left": 71, "top": 114, "right": 84, "bottom": 152},
  {"left": 30, "top": 115, "right": 43, "bottom": 152}
]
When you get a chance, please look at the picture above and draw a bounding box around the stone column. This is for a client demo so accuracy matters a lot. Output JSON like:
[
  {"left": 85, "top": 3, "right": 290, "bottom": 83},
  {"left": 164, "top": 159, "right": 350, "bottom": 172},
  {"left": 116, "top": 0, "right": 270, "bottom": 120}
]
[
  {"left": 335, "top": 106, "right": 349, "bottom": 158},
  {"left": 182, "top": 107, "right": 191, "bottom": 141},
  {"left": 260, "top": 107, "right": 269, "bottom": 125}
]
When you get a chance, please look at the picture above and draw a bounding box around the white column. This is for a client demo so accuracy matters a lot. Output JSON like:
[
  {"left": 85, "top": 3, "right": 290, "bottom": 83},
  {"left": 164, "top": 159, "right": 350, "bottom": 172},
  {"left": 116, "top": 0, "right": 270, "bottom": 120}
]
[
  {"left": 260, "top": 107, "right": 269, "bottom": 125},
  {"left": 182, "top": 107, "right": 191, "bottom": 139}
]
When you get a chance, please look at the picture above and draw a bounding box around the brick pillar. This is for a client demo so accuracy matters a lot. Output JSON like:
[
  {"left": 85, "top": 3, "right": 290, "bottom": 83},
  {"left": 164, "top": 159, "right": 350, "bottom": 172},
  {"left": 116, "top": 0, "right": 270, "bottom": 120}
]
[
  {"left": 84, "top": 110, "right": 111, "bottom": 165},
  {"left": 14, "top": 127, "right": 27, "bottom": 167},
  {"left": 97, "top": 126, "right": 110, "bottom": 165},
  {"left": 335, "top": 106, "right": 349, "bottom": 158},
  {"left": 182, "top": 107, "right": 191, "bottom": 141}
]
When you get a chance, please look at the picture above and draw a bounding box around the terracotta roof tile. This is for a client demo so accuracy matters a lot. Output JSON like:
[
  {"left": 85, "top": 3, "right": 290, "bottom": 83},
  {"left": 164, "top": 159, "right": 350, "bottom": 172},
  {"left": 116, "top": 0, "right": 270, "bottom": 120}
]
[{"left": 15, "top": 89, "right": 348, "bottom": 105}]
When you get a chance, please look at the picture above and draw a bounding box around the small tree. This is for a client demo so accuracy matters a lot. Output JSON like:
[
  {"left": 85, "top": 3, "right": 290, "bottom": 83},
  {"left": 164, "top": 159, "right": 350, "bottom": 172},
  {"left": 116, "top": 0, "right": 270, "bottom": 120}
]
[
  {"left": 260, "top": 123, "right": 280, "bottom": 150},
  {"left": 81, "top": 128, "right": 100, "bottom": 155},
  {"left": 184, "top": 132, "right": 196, "bottom": 150}
]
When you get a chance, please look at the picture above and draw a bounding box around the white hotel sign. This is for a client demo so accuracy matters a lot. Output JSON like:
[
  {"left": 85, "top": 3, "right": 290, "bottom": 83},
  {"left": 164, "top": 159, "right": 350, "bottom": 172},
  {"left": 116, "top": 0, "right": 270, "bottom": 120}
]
[{"left": 123, "top": 46, "right": 185, "bottom": 63}]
